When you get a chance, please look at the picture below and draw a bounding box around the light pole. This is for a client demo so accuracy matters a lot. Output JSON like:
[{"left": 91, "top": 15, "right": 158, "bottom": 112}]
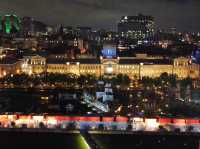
[
  {"left": 76, "top": 62, "right": 80, "bottom": 75},
  {"left": 139, "top": 63, "right": 143, "bottom": 80}
]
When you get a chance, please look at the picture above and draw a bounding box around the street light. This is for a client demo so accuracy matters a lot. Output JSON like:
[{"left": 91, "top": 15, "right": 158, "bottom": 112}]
[
  {"left": 76, "top": 62, "right": 80, "bottom": 75},
  {"left": 2, "top": 71, "right": 6, "bottom": 77},
  {"left": 139, "top": 62, "right": 143, "bottom": 80}
]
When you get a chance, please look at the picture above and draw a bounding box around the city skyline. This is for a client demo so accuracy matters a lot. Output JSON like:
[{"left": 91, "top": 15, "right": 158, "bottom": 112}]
[{"left": 0, "top": 0, "right": 200, "bottom": 32}]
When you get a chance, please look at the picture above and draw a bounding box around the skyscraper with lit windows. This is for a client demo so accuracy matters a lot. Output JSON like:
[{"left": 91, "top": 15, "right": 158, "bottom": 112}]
[{"left": 118, "top": 14, "right": 155, "bottom": 40}]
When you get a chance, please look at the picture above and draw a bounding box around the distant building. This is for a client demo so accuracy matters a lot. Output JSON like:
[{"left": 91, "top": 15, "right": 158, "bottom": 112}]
[
  {"left": 118, "top": 14, "right": 155, "bottom": 40},
  {"left": 20, "top": 55, "right": 200, "bottom": 80},
  {"left": 21, "top": 55, "right": 46, "bottom": 75},
  {"left": 21, "top": 17, "right": 47, "bottom": 36},
  {"left": 76, "top": 27, "right": 92, "bottom": 40},
  {"left": 168, "top": 27, "right": 177, "bottom": 34},
  {"left": 62, "top": 26, "right": 74, "bottom": 35},
  {"left": 102, "top": 43, "right": 117, "bottom": 59},
  {"left": 0, "top": 58, "right": 21, "bottom": 77},
  {"left": 12, "top": 37, "right": 38, "bottom": 50}
]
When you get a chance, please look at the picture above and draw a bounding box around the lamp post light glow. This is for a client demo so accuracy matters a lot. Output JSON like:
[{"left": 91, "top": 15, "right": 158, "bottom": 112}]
[
  {"left": 3, "top": 71, "right": 6, "bottom": 76},
  {"left": 76, "top": 62, "right": 80, "bottom": 75},
  {"left": 139, "top": 62, "right": 144, "bottom": 80},
  {"left": 106, "top": 66, "right": 113, "bottom": 74}
]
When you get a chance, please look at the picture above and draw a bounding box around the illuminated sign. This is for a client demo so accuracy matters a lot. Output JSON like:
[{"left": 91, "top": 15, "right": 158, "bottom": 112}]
[{"left": 102, "top": 44, "right": 117, "bottom": 58}]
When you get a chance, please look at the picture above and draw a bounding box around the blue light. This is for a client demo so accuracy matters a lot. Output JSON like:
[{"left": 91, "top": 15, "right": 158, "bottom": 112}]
[
  {"left": 192, "top": 48, "right": 200, "bottom": 64},
  {"left": 102, "top": 48, "right": 116, "bottom": 58}
]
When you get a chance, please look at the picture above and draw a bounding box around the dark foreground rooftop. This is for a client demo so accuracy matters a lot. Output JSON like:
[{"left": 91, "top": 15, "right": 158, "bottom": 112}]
[{"left": 0, "top": 129, "right": 198, "bottom": 149}]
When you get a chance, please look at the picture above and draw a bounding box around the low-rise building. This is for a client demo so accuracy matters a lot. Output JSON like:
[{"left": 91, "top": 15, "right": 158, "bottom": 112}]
[
  {"left": 19, "top": 55, "right": 200, "bottom": 79},
  {"left": 0, "top": 58, "right": 21, "bottom": 78},
  {"left": 21, "top": 55, "right": 46, "bottom": 75}
]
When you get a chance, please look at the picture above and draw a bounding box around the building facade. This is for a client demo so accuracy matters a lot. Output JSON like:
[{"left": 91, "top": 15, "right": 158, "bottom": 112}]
[
  {"left": 0, "top": 59, "right": 21, "bottom": 78},
  {"left": 21, "top": 55, "right": 46, "bottom": 75},
  {"left": 20, "top": 55, "right": 200, "bottom": 80}
]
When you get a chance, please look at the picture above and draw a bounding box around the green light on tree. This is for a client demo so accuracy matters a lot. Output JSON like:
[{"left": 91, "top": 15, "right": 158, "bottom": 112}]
[
  {"left": 5, "top": 16, "right": 11, "bottom": 34},
  {"left": 1, "top": 14, "right": 21, "bottom": 34}
]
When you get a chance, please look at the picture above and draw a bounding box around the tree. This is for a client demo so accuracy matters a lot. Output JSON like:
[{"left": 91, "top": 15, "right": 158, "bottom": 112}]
[
  {"left": 112, "top": 74, "right": 131, "bottom": 87},
  {"left": 83, "top": 125, "right": 91, "bottom": 131},
  {"left": 77, "top": 74, "right": 87, "bottom": 87},
  {"left": 65, "top": 73, "right": 77, "bottom": 86},
  {"left": 6, "top": 74, "right": 30, "bottom": 85},
  {"left": 39, "top": 122, "right": 46, "bottom": 128},
  {"left": 186, "top": 126, "right": 194, "bottom": 132},
  {"left": 158, "top": 125, "right": 167, "bottom": 132},
  {"left": 126, "top": 124, "right": 133, "bottom": 131},
  {"left": 180, "top": 77, "right": 192, "bottom": 88},
  {"left": 159, "top": 73, "right": 177, "bottom": 87},
  {"left": 10, "top": 121, "right": 16, "bottom": 128},
  {"left": 140, "top": 77, "right": 155, "bottom": 87},
  {"left": 112, "top": 125, "right": 117, "bottom": 131},
  {"left": 98, "top": 124, "right": 104, "bottom": 131},
  {"left": 85, "top": 74, "right": 97, "bottom": 86},
  {"left": 77, "top": 74, "right": 97, "bottom": 87},
  {"left": 174, "top": 128, "right": 181, "bottom": 133},
  {"left": 67, "top": 122, "right": 76, "bottom": 130}
]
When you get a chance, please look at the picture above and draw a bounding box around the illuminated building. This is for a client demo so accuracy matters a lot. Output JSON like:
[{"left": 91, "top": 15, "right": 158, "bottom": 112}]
[
  {"left": 0, "top": 14, "right": 20, "bottom": 34},
  {"left": 0, "top": 58, "right": 21, "bottom": 78},
  {"left": 20, "top": 54, "right": 200, "bottom": 80},
  {"left": 21, "top": 55, "right": 46, "bottom": 75},
  {"left": 47, "top": 58, "right": 101, "bottom": 76},
  {"left": 118, "top": 14, "right": 154, "bottom": 40},
  {"left": 74, "top": 38, "right": 88, "bottom": 51},
  {"left": 1, "top": 114, "right": 200, "bottom": 132}
]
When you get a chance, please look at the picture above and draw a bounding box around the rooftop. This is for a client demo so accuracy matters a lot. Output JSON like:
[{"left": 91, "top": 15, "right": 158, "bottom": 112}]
[
  {"left": 47, "top": 58, "right": 100, "bottom": 64},
  {"left": 119, "top": 58, "right": 173, "bottom": 65},
  {"left": 47, "top": 57, "right": 173, "bottom": 65},
  {"left": 0, "top": 58, "right": 19, "bottom": 65}
]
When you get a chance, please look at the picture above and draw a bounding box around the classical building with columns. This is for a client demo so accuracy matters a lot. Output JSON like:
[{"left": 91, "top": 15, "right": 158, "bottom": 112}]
[{"left": 19, "top": 54, "right": 200, "bottom": 80}]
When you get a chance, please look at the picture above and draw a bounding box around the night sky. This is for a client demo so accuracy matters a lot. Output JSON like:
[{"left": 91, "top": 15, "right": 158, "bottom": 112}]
[{"left": 0, "top": 0, "right": 200, "bottom": 32}]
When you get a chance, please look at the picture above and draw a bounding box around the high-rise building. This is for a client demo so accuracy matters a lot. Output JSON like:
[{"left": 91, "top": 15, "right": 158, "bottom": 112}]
[
  {"left": 62, "top": 26, "right": 74, "bottom": 35},
  {"left": 21, "top": 17, "right": 47, "bottom": 36},
  {"left": 118, "top": 14, "right": 155, "bottom": 40},
  {"left": 76, "top": 27, "right": 92, "bottom": 40}
]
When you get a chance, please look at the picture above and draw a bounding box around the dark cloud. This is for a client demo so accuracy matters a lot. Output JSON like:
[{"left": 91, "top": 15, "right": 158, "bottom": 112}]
[{"left": 0, "top": 0, "right": 199, "bottom": 31}]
